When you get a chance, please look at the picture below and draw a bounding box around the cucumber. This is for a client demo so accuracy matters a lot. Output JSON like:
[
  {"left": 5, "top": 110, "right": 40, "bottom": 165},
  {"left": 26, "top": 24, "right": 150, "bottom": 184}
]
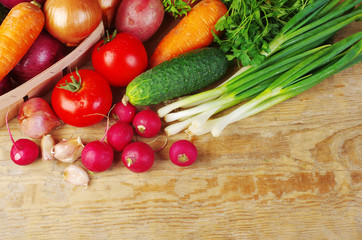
[{"left": 125, "top": 47, "right": 228, "bottom": 106}]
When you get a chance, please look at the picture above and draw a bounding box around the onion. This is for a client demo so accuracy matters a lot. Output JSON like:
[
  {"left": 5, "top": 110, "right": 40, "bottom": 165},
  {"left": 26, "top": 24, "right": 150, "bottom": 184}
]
[
  {"left": 18, "top": 97, "right": 62, "bottom": 139},
  {"left": 11, "top": 31, "right": 66, "bottom": 84},
  {"left": 98, "top": 0, "right": 121, "bottom": 29},
  {"left": 0, "top": 75, "right": 13, "bottom": 95},
  {"left": 0, "top": 0, "right": 46, "bottom": 9},
  {"left": 43, "top": 0, "right": 102, "bottom": 46}
]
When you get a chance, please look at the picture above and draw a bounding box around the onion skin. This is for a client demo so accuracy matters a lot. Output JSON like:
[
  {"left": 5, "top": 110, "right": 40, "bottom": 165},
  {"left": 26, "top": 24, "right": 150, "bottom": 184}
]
[
  {"left": 44, "top": 0, "right": 102, "bottom": 46},
  {"left": 18, "top": 97, "right": 62, "bottom": 139},
  {"left": 0, "top": 75, "right": 13, "bottom": 95},
  {"left": 11, "top": 31, "right": 66, "bottom": 84},
  {"left": 98, "top": 0, "right": 121, "bottom": 29},
  {"left": 0, "top": 0, "right": 46, "bottom": 9}
]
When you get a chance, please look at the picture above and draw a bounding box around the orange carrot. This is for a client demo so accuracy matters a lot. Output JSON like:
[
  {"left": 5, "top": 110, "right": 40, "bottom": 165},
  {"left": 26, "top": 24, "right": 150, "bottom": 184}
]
[
  {"left": 148, "top": 0, "right": 227, "bottom": 68},
  {"left": 0, "top": 1, "right": 45, "bottom": 81}
]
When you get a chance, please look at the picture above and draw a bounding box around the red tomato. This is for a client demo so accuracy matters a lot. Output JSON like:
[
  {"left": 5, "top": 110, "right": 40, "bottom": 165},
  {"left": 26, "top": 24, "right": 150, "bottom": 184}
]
[
  {"left": 51, "top": 69, "right": 113, "bottom": 127},
  {"left": 91, "top": 32, "right": 148, "bottom": 87}
]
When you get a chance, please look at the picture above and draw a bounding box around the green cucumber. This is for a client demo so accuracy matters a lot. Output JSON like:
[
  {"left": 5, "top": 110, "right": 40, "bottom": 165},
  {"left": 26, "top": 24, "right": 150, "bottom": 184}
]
[{"left": 125, "top": 47, "right": 228, "bottom": 106}]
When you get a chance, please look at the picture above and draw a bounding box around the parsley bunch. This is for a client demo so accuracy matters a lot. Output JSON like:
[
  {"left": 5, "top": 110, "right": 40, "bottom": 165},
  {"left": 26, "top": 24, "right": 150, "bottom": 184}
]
[
  {"left": 163, "top": 0, "right": 196, "bottom": 18},
  {"left": 214, "top": 0, "right": 315, "bottom": 66}
]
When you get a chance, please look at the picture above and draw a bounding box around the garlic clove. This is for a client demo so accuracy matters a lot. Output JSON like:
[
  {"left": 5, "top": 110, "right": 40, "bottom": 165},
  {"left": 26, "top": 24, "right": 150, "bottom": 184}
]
[
  {"left": 63, "top": 164, "right": 89, "bottom": 190},
  {"left": 51, "top": 137, "right": 84, "bottom": 163},
  {"left": 40, "top": 134, "right": 55, "bottom": 161}
]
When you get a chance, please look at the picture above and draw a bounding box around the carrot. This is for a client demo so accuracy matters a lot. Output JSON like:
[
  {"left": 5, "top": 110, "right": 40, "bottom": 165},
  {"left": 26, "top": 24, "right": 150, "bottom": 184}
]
[
  {"left": 148, "top": 0, "right": 227, "bottom": 68},
  {"left": 0, "top": 1, "right": 45, "bottom": 81}
]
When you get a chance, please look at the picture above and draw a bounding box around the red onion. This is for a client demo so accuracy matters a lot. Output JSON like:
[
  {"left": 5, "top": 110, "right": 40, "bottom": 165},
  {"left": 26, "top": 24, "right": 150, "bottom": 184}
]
[
  {"left": 18, "top": 97, "right": 62, "bottom": 139},
  {"left": 11, "top": 31, "right": 66, "bottom": 84},
  {"left": 0, "top": 0, "right": 46, "bottom": 9},
  {"left": 0, "top": 75, "right": 13, "bottom": 95}
]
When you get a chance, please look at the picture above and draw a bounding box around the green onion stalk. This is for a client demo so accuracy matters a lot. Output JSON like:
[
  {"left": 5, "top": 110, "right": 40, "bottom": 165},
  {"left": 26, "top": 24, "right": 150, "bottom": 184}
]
[{"left": 159, "top": 0, "right": 362, "bottom": 136}]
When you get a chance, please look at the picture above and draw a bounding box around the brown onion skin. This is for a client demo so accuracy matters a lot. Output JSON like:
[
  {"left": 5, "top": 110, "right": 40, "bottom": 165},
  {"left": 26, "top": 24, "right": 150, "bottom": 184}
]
[
  {"left": 97, "top": 0, "right": 121, "bottom": 29},
  {"left": 43, "top": 0, "right": 102, "bottom": 46},
  {"left": 18, "top": 97, "right": 62, "bottom": 139}
]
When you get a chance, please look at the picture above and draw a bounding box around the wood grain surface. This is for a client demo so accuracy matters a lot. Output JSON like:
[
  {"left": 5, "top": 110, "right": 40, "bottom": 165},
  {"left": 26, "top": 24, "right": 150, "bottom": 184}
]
[{"left": 0, "top": 17, "right": 361, "bottom": 240}]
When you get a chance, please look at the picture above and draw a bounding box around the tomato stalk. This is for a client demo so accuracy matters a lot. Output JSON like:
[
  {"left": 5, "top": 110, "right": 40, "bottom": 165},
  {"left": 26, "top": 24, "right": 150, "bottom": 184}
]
[
  {"left": 98, "top": 30, "right": 117, "bottom": 50},
  {"left": 58, "top": 68, "right": 82, "bottom": 92}
]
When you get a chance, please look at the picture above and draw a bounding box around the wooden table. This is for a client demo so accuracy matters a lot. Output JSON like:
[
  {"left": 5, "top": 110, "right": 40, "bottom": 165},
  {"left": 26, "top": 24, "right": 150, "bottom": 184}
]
[{"left": 0, "top": 19, "right": 361, "bottom": 239}]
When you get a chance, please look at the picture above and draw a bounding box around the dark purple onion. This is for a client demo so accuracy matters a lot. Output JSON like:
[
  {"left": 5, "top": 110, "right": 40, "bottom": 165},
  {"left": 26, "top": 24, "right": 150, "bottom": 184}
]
[
  {"left": 11, "top": 31, "right": 66, "bottom": 84},
  {"left": 0, "top": 0, "right": 46, "bottom": 9},
  {"left": 0, "top": 75, "right": 13, "bottom": 95}
]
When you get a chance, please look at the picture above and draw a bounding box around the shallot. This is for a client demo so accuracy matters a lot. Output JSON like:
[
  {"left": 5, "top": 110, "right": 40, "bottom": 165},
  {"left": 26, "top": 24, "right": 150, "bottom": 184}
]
[{"left": 17, "top": 97, "right": 62, "bottom": 139}]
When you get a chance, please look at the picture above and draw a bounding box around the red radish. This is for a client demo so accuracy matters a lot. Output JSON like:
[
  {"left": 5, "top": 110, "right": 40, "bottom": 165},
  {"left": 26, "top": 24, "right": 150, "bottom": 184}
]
[
  {"left": 6, "top": 111, "right": 39, "bottom": 165},
  {"left": 132, "top": 109, "right": 161, "bottom": 138},
  {"left": 81, "top": 141, "right": 114, "bottom": 172},
  {"left": 106, "top": 121, "right": 134, "bottom": 152},
  {"left": 81, "top": 121, "right": 114, "bottom": 172},
  {"left": 121, "top": 141, "right": 154, "bottom": 173},
  {"left": 111, "top": 98, "right": 137, "bottom": 123},
  {"left": 169, "top": 140, "right": 197, "bottom": 167}
]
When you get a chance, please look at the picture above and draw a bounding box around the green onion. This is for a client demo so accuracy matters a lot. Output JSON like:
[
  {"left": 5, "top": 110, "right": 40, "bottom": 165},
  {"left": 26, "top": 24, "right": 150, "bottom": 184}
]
[{"left": 210, "top": 33, "right": 362, "bottom": 137}]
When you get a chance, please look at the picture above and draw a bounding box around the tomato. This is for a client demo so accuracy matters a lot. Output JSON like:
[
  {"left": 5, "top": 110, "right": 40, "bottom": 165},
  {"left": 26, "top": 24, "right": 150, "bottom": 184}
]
[
  {"left": 91, "top": 32, "right": 148, "bottom": 87},
  {"left": 51, "top": 69, "right": 113, "bottom": 127}
]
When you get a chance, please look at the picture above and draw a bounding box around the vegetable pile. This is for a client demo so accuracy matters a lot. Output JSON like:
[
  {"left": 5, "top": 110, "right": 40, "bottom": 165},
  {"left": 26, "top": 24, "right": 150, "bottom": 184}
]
[
  {"left": 159, "top": 0, "right": 362, "bottom": 136},
  {"left": 0, "top": 0, "right": 103, "bottom": 93},
  {"left": 1, "top": 0, "right": 360, "bottom": 190}
]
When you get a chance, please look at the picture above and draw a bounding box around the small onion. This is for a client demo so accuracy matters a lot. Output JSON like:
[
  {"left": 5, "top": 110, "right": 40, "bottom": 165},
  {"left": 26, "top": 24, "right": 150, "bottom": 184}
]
[
  {"left": 18, "top": 97, "right": 62, "bottom": 139},
  {"left": 43, "top": 0, "right": 102, "bottom": 46}
]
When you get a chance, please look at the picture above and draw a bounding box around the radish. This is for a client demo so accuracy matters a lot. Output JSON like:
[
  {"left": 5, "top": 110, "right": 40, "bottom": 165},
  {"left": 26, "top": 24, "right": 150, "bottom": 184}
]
[
  {"left": 81, "top": 141, "right": 114, "bottom": 172},
  {"left": 81, "top": 122, "right": 114, "bottom": 172},
  {"left": 111, "top": 97, "right": 137, "bottom": 123},
  {"left": 6, "top": 111, "right": 39, "bottom": 165},
  {"left": 121, "top": 141, "right": 154, "bottom": 173},
  {"left": 132, "top": 109, "right": 161, "bottom": 138},
  {"left": 169, "top": 140, "right": 197, "bottom": 167},
  {"left": 106, "top": 121, "right": 134, "bottom": 152}
]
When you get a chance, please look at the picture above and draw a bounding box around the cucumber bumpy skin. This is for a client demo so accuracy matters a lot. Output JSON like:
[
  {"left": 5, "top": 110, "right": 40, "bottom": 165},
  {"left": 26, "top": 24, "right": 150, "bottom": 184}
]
[{"left": 125, "top": 47, "right": 228, "bottom": 106}]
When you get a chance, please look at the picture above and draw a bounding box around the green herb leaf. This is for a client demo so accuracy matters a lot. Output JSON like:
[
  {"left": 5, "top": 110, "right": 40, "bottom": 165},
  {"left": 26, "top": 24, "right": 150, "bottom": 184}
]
[
  {"left": 163, "top": 0, "right": 196, "bottom": 19},
  {"left": 216, "top": 0, "right": 316, "bottom": 66}
]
